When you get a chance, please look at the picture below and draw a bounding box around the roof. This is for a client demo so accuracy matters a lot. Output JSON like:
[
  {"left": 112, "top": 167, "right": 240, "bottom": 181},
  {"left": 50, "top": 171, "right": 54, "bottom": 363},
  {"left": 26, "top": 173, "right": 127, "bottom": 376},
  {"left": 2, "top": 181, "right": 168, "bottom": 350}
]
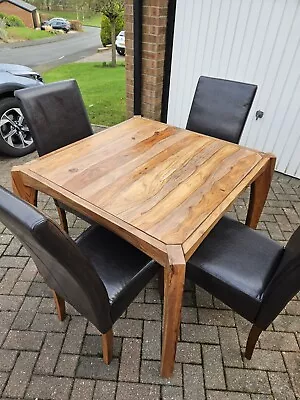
[{"left": 0, "top": 0, "right": 36, "bottom": 12}]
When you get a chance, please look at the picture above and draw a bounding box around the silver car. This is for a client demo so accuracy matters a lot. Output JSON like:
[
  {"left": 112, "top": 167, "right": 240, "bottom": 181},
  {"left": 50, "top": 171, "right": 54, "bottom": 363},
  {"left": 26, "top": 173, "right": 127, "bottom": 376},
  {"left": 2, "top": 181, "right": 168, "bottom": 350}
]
[{"left": 0, "top": 64, "right": 43, "bottom": 157}]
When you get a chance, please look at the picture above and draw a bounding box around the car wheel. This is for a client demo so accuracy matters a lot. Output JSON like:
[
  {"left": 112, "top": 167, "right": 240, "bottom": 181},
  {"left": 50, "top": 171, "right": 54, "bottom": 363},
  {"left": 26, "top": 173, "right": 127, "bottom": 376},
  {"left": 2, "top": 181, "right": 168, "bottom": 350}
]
[
  {"left": 117, "top": 48, "right": 125, "bottom": 56},
  {"left": 0, "top": 97, "right": 35, "bottom": 157}
]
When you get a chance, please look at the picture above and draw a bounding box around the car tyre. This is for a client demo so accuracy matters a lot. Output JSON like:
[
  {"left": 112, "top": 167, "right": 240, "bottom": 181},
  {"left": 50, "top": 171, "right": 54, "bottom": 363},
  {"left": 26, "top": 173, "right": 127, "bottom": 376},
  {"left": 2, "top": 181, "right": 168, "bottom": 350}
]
[
  {"left": 0, "top": 97, "right": 35, "bottom": 157},
  {"left": 116, "top": 47, "right": 125, "bottom": 56}
]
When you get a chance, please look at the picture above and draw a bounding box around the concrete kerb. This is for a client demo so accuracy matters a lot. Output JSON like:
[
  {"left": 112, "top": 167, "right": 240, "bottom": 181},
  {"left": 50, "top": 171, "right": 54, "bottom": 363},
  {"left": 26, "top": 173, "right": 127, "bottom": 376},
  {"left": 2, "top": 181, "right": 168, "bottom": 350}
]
[{"left": 98, "top": 44, "right": 111, "bottom": 52}]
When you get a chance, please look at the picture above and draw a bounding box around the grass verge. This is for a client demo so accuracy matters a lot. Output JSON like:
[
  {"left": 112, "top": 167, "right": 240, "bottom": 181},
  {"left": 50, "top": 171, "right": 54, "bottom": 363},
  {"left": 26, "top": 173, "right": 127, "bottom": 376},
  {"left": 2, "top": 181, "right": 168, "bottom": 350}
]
[
  {"left": 7, "top": 26, "right": 55, "bottom": 40},
  {"left": 43, "top": 62, "right": 126, "bottom": 127},
  {"left": 41, "top": 11, "right": 102, "bottom": 27}
]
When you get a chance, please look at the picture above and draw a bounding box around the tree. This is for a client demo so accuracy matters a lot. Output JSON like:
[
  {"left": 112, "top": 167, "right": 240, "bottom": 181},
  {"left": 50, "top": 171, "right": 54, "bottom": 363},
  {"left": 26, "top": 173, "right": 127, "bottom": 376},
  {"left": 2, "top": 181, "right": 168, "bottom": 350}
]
[{"left": 98, "top": 0, "right": 124, "bottom": 67}]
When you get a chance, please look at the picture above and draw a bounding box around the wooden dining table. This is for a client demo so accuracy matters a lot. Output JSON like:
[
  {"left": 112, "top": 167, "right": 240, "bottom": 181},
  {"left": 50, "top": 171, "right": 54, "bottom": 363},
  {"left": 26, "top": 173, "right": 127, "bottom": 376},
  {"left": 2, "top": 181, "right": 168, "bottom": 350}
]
[{"left": 11, "top": 116, "right": 275, "bottom": 377}]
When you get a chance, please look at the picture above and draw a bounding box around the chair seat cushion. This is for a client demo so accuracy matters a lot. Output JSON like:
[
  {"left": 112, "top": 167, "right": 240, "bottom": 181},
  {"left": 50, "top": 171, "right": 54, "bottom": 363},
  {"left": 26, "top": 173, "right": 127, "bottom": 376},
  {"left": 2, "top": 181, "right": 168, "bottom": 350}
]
[
  {"left": 76, "top": 225, "right": 159, "bottom": 322},
  {"left": 187, "top": 216, "right": 284, "bottom": 322}
]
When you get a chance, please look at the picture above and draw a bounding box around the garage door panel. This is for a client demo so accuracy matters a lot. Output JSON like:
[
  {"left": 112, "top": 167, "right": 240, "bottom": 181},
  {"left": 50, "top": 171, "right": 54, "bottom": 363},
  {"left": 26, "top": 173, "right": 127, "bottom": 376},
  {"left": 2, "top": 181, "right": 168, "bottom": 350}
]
[
  {"left": 202, "top": 0, "right": 223, "bottom": 76},
  {"left": 167, "top": 0, "right": 185, "bottom": 125},
  {"left": 279, "top": 117, "right": 300, "bottom": 178},
  {"left": 276, "top": 79, "right": 300, "bottom": 174},
  {"left": 244, "top": 0, "right": 289, "bottom": 149},
  {"left": 211, "top": 3, "right": 229, "bottom": 76},
  {"left": 235, "top": 0, "right": 264, "bottom": 80},
  {"left": 185, "top": 1, "right": 203, "bottom": 111},
  {"left": 227, "top": 0, "right": 253, "bottom": 79},
  {"left": 244, "top": 0, "right": 275, "bottom": 83},
  {"left": 168, "top": 0, "right": 300, "bottom": 178},
  {"left": 263, "top": 39, "right": 300, "bottom": 156},
  {"left": 246, "top": 0, "right": 300, "bottom": 151},
  {"left": 218, "top": 1, "right": 241, "bottom": 78}
]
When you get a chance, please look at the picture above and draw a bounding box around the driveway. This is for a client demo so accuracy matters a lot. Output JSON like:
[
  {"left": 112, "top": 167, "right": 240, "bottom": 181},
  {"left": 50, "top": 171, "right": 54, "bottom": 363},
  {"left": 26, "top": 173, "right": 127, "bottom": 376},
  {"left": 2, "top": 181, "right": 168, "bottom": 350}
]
[
  {"left": 0, "top": 147, "right": 300, "bottom": 399},
  {"left": 0, "top": 26, "right": 100, "bottom": 72}
]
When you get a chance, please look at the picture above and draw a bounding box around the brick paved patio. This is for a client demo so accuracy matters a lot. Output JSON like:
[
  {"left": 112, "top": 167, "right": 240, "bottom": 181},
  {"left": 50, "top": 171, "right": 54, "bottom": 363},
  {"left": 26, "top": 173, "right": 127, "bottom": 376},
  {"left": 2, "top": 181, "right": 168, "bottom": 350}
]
[{"left": 0, "top": 146, "right": 299, "bottom": 400}]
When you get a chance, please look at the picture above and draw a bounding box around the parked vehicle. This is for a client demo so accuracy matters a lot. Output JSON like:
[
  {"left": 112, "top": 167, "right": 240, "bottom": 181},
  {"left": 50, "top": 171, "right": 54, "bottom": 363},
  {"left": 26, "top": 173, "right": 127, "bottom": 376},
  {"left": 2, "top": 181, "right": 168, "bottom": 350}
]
[
  {"left": 41, "top": 18, "right": 70, "bottom": 33},
  {"left": 0, "top": 64, "right": 43, "bottom": 157},
  {"left": 115, "top": 31, "right": 125, "bottom": 55}
]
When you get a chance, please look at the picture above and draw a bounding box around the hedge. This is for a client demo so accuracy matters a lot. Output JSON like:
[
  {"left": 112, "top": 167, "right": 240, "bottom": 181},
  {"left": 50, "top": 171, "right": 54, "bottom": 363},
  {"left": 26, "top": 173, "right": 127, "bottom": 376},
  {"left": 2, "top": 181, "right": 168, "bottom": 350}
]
[
  {"left": 100, "top": 13, "right": 124, "bottom": 47},
  {"left": 0, "top": 12, "right": 25, "bottom": 27},
  {"left": 69, "top": 19, "right": 83, "bottom": 31}
]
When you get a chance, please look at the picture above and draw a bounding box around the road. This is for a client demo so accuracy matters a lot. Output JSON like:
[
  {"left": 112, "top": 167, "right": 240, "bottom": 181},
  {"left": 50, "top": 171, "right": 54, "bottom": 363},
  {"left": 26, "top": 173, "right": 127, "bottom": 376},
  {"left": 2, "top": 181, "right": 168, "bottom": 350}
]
[{"left": 0, "top": 26, "right": 101, "bottom": 72}]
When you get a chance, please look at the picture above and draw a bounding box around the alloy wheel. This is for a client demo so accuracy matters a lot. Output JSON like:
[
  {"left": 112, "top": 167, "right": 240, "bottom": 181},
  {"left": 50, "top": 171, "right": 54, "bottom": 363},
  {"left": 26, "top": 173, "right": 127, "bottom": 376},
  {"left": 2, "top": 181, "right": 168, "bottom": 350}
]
[{"left": 0, "top": 107, "right": 33, "bottom": 149}]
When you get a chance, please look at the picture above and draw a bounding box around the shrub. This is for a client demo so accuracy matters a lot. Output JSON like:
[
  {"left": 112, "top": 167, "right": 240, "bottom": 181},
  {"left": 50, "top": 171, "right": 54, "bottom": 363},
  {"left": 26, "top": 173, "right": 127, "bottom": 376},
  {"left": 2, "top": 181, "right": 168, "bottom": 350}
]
[
  {"left": 0, "top": 12, "right": 25, "bottom": 27},
  {"left": 0, "top": 18, "right": 8, "bottom": 42},
  {"left": 69, "top": 19, "right": 82, "bottom": 31},
  {"left": 100, "top": 13, "right": 124, "bottom": 47},
  {"left": 44, "top": 25, "right": 54, "bottom": 32},
  {"left": 5, "top": 14, "right": 25, "bottom": 27}
]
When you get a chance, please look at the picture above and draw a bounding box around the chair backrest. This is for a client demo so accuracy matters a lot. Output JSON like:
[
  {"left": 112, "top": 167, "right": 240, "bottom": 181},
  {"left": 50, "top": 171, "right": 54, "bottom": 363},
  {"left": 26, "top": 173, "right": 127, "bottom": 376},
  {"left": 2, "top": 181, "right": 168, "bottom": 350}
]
[
  {"left": 186, "top": 76, "right": 257, "bottom": 144},
  {"left": 256, "top": 226, "right": 300, "bottom": 328},
  {"left": 0, "top": 186, "right": 112, "bottom": 333},
  {"left": 15, "top": 79, "right": 93, "bottom": 156}
]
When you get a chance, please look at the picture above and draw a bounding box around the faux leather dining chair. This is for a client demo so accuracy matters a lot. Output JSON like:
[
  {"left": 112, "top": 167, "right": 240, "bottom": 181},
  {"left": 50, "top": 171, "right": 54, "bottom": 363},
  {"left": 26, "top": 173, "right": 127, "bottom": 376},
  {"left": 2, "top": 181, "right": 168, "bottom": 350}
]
[
  {"left": 0, "top": 185, "right": 159, "bottom": 364},
  {"left": 186, "top": 76, "right": 257, "bottom": 143},
  {"left": 186, "top": 215, "right": 300, "bottom": 359},
  {"left": 15, "top": 79, "right": 93, "bottom": 233}
]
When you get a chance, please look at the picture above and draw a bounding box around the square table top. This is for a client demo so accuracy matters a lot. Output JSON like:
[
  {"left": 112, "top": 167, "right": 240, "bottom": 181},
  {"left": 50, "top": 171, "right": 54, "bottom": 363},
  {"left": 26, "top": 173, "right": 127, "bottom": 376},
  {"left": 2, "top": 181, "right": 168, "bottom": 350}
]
[{"left": 13, "top": 116, "right": 271, "bottom": 264}]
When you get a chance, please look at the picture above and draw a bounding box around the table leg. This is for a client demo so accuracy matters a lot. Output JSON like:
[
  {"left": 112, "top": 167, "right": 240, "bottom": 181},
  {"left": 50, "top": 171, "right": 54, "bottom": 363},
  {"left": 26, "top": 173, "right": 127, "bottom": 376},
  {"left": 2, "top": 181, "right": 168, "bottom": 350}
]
[
  {"left": 246, "top": 156, "right": 276, "bottom": 229},
  {"left": 11, "top": 169, "right": 37, "bottom": 205},
  {"left": 161, "top": 245, "right": 186, "bottom": 378}
]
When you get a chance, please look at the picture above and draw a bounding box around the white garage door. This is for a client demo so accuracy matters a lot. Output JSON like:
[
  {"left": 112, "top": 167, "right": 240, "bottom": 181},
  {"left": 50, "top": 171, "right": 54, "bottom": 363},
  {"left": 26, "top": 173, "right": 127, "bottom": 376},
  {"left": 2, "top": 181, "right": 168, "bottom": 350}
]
[{"left": 167, "top": 0, "right": 300, "bottom": 178}]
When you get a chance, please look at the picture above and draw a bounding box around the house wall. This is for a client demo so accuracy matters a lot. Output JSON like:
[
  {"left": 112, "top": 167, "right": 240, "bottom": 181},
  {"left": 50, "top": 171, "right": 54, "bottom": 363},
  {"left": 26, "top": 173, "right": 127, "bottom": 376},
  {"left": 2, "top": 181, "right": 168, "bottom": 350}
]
[
  {"left": 0, "top": 1, "right": 34, "bottom": 28},
  {"left": 125, "top": 0, "right": 168, "bottom": 120},
  {"left": 168, "top": 0, "right": 300, "bottom": 178}
]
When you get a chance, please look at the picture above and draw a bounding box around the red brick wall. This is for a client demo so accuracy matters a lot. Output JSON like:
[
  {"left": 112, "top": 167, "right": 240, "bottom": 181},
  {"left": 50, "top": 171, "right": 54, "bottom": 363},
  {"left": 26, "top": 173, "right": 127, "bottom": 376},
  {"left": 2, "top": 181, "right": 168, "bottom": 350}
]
[
  {"left": 125, "top": 0, "right": 134, "bottom": 117},
  {"left": 125, "top": 0, "right": 168, "bottom": 120},
  {"left": 0, "top": 1, "right": 34, "bottom": 28}
]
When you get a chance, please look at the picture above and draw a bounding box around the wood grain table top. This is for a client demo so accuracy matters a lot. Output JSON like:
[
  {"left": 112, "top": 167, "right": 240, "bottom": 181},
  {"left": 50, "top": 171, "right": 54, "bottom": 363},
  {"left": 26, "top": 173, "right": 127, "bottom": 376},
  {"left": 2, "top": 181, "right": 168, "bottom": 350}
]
[{"left": 13, "top": 116, "right": 272, "bottom": 264}]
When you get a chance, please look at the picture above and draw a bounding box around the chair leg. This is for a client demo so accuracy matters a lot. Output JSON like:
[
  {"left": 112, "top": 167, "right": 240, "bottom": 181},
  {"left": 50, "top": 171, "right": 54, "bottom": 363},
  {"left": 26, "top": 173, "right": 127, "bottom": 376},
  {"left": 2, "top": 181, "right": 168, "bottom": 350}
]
[
  {"left": 56, "top": 205, "right": 69, "bottom": 233},
  {"left": 158, "top": 268, "right": 164, "bottom": 301},
  {"left": 52, "top": 290, "right": 66, "bottom": 321},
  {"left": 33, "top": 191, "right": 38, "bottom": 207},
  {"left": 245, "top": 325, "right": 263, "bottom": 360},
  {"left": 102, "top": 329, "right": 113, "bottom": 365}
]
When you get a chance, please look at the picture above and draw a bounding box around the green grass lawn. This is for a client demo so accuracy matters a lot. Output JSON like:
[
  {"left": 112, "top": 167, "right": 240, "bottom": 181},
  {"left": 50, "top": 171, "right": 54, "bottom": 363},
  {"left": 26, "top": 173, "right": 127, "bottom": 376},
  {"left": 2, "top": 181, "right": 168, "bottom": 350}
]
[
  {"left": 7, "top": 27, "right": 55, "bottom": 41},
  {"left": 81, "top": 14, "right": 102, "bottom": 27},
  {"left": 41, "top": 10, "right": 101, "bottom": 27},
  {"left": 43, "top": 63, "right": 126, "bottom": 126}
]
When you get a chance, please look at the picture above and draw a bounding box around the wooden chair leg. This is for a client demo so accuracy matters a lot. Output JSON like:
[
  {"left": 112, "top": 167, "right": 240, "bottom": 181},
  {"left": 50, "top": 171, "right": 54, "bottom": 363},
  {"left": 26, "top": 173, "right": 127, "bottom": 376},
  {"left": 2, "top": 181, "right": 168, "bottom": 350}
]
[
  {"left": 245, "top": 325, "right": 263, "bottom": 360},
  {"left": 158, "top": 268, "right": 164, "bottom": 301},
  {"left": 52, "top": 290, "right": 66, "bottom": 321},
  {"left": 102, "top": 329, "right": 113, "bottom": 365},
  {"left": 33, "top": 191, "right": 38, "bottom": 207},
  {"left": 56, "top": 205, "right": 69, "bottom": 233}
]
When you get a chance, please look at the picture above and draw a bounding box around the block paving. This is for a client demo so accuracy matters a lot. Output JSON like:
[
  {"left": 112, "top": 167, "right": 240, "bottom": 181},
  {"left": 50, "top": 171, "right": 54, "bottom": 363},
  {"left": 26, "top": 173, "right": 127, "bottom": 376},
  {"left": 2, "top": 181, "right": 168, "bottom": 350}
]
[{"left": 0, "top": 145, "right": 300, "bottom": 399}]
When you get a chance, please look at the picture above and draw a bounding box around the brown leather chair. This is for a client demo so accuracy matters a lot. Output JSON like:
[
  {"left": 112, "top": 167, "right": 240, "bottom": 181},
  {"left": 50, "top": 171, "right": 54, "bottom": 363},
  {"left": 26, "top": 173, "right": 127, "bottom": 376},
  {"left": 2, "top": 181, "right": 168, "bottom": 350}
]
[
  {"left": 186, "top": 215, "right": 300, "bottom": 359},
  {"left": 15, "top": 79, "right": 94, "bottom": 233},
  {"left": 0, "top": 186, "right": 159, "bottom": 364},
  {"left": 186, "top": 76, "right": 257, "bottom": 143}
]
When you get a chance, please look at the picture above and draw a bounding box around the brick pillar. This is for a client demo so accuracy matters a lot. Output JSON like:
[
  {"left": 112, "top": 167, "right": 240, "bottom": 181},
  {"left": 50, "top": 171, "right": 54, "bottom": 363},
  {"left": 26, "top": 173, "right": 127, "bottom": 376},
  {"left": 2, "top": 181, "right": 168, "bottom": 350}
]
[
  {"left": 125, "top": 0, "right": 134, "bottom": 117},
  {"left": 125, "top": 0, "right": 168, "bottom": 120}
]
